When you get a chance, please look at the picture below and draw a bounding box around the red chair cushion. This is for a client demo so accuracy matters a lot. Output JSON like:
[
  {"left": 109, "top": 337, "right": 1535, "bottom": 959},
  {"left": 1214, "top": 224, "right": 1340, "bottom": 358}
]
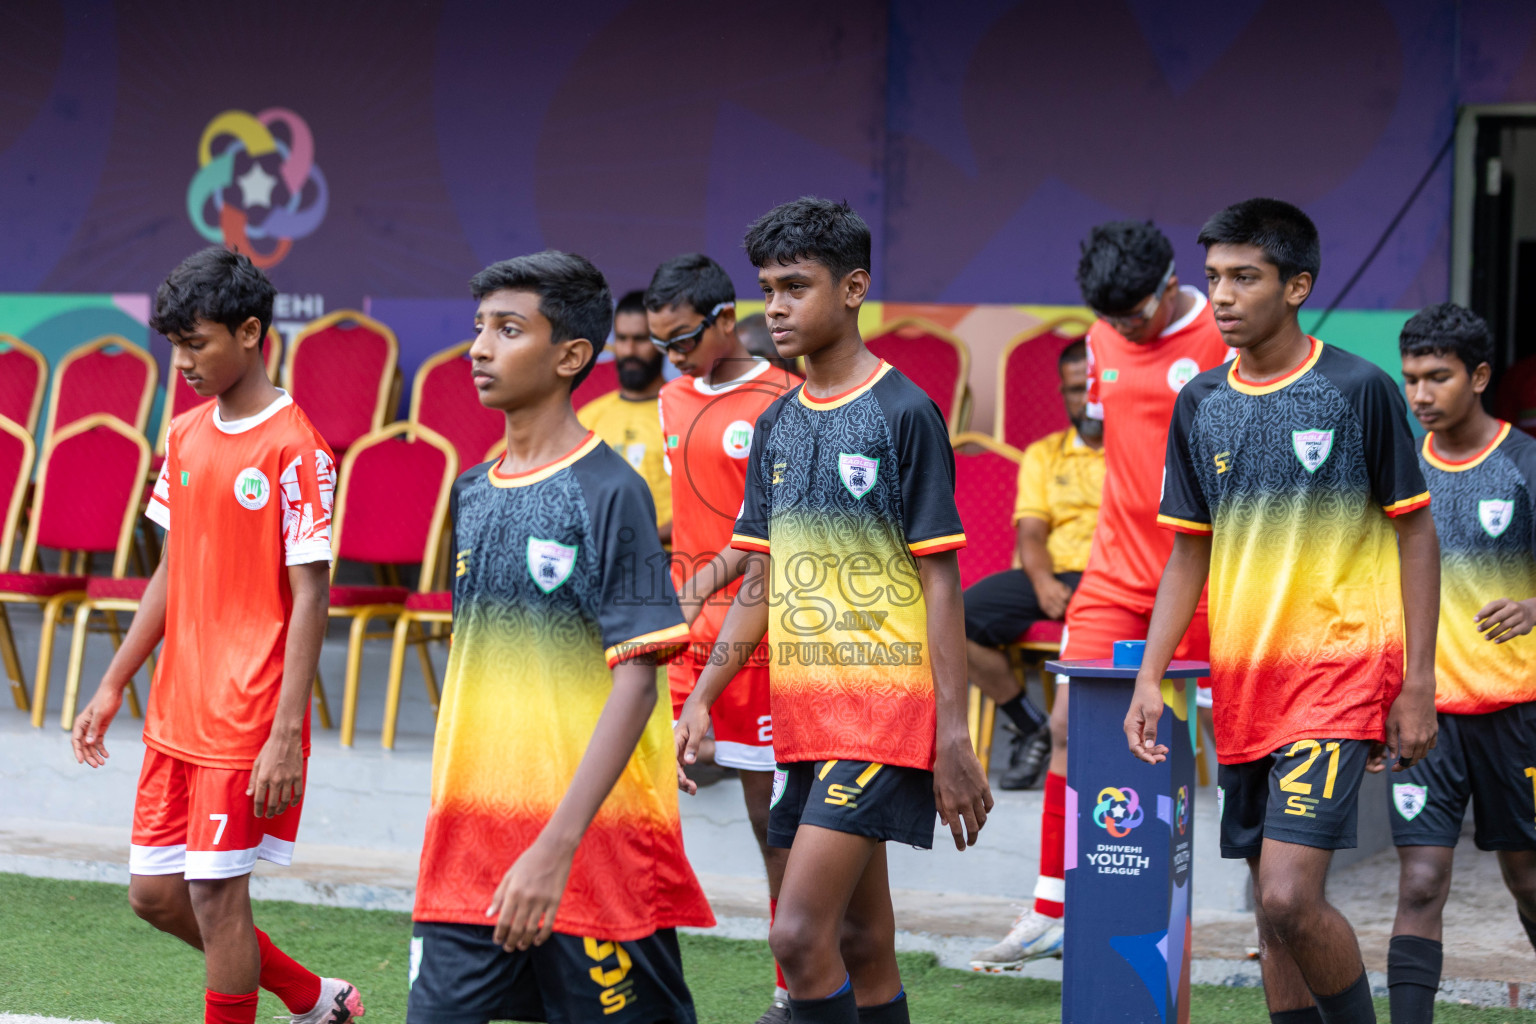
[
  {"left": 336, "top": 434, "right": 454, "bottom": 565},
  {"left": 36, "top": 424, "right": 145, "bottom": 553},
  {"left": 85, "top": 576, "right": 149, "bottom": 600},
  {"left": 54, "top": 344, "right": 153, "bottom": 435},
  {"left": 0, "top": 345, "right": 43, "bottom": 430},
  {"left": 0, "top": 572, "right": 87, "bottom": 597},
  {"left": 290, "top": 321, "right": 393, "bottom": 453},
  {"left": 1018, "top": 620, "right": 1064, "bottom": 646},
  {"left": 405, "top": 590, "right": 452, "bottom": 612},
  {"left": 572, "top": 359, "right": 619, "bottom": 411},
  {"left": 867, "top": 330, "right": 963, "bottom": 425},
  {"left": 329, "top": 584, "right": 409, "bottom": 607},
  {"left": 953, "top": 446, "right": 1021, "bottom": 591}
]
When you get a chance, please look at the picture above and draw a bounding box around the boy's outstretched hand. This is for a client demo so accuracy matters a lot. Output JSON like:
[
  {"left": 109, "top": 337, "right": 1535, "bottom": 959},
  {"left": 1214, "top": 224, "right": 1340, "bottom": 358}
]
[
  {"left": 1124, "top": 678, "right": 1168, "bottom": 765},
  {"left": 488, "top": 835, "right": 572, "bottom": 951},
  {"left": 71, "top": 686, "right": 125, "bottom": 768},
  {"left": 934, "top": 732, "right": 992, "bottom": 851}
]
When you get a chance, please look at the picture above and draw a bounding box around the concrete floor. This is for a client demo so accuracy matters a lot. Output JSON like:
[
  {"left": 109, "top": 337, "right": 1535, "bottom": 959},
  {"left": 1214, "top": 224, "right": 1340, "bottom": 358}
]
[{"left": 2, "top": 599, "right": 1534, "bottom": 1007}]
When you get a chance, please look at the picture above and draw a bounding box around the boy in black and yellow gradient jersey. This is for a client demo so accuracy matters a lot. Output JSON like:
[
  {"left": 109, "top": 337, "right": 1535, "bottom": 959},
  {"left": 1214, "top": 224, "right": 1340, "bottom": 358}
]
[
  {"left": 1126, "top": 199, "right": 1440, "bottom": 1024},
  {"left": 675, "top": 199, "right": 992, "bottom": 1024},
  {"left": 1387, "top": 303, "right": 1536, "bottom": 1024},
  {"left": 408, "top": 252, "right": 710, "bottom": 1024}
]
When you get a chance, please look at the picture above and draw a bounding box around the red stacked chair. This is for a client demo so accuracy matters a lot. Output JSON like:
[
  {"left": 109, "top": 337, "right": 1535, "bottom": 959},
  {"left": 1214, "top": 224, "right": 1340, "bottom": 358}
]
[
  {"left": 995, "top": 316, "right": 1092, "bottom": 452},
  {"left": 0, "top": 415, "right": 152, "bottom": 727},
  {"left": 867, "top": 318, "right": 971, "bottom": 433},
  {"left": 283, "top": 312, "right": 398, "bottom": 456},
  {"left": 409, "top": 342, "right": 504, "bottom": 474},
  {"left": 0, "top": 335, "right": 48, "bottom": 434},
  {"left": 327, "top": 422, "right": 458, "bottom": 746},
  {"left": 42, "top": 336, "right": 159, "bottom": 448},
  {"left": 0, "top": 414, "right": 38, "bottom": 709}
]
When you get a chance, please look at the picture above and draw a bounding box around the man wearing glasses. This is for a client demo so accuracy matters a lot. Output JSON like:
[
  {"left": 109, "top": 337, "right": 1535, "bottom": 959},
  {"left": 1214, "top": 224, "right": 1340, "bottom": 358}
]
[
  {"left": 648, "top": 253, "right": 801, "bottom": 1024},
  {"left": 972, "top": 220, "right": 1230, "bottom": 973}
]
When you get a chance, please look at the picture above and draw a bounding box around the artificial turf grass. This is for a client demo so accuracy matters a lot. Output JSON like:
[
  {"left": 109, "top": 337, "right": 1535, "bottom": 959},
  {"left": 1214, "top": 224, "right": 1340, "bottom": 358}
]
[{"left": 2, "top": 873, "right": 1533, "bottom": 1023}]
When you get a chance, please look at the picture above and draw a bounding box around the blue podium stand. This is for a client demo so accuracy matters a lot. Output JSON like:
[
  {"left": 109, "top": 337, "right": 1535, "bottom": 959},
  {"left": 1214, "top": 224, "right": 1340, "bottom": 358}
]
[{"left": 1046, "top": 642, "right": 1209, "bottom": 1024}]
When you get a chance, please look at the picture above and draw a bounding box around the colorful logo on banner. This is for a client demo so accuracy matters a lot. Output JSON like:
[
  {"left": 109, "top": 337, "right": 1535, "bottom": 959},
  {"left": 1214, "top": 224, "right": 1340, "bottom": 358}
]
[
  {"left": 1175, "top": 785, "right": 1189, "bottom": 836},
  {"left": 1093, "top": 785, "right": 1144, "bottom": 838},
  {"left": 186, "top": 108, "right": 328, "bottom": 269}
]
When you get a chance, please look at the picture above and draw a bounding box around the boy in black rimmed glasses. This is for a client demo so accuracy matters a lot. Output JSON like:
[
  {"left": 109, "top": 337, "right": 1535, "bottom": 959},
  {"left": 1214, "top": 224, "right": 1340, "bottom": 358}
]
[
  {"left": 649, "top": 253, "right": 800, "bottom": 1024},
  {"left": 973, "top": 219, "right": 1230, "bottom": 971}
]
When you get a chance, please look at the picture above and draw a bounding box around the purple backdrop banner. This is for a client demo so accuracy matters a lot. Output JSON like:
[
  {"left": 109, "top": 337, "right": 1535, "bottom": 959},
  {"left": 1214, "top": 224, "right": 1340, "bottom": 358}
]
[{"left": 6, "top": 0, "right": 1536, "bottom": 311}]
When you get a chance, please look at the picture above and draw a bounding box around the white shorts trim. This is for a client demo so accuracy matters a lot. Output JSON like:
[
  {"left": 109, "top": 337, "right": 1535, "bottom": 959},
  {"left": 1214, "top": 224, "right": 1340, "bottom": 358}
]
[
  {"left": 129, "top": 843, "right": 187, "bottom": 875},
  {"left": 1196, "top": 685, "right": 1213, "bottom": 709},
  {"left": 712, "top": 739, "right": 775, "bottom": 772},
  {"left": 1033, "top": 875, "right": 1066, "bottom": 903},
  {"left": 184, "top": 846, "right": 261, "bottom": 880},
  {"left": 257, "top": 834, "right": 296, "bottom": 865}
]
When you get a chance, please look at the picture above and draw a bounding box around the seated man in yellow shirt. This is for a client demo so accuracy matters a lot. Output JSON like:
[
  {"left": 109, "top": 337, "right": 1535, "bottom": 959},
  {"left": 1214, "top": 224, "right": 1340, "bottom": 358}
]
[
  {"left": 965, "top": 339, "right": 1104, "bottom": 789},
  {"left": 577, "top": 290, "right": 673, "bottom": 542}
]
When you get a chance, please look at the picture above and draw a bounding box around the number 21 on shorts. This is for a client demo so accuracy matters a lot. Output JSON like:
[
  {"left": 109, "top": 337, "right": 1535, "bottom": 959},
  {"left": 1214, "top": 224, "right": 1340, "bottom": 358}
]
[{"left": 1279, "top": 740, "right": 1341, "bottom": 818}]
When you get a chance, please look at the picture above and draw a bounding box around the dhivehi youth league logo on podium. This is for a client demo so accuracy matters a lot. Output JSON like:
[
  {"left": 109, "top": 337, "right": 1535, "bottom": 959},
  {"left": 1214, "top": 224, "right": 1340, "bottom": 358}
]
[{"left": 1093, "top": 785, "right": 1144, "bottom": 838}]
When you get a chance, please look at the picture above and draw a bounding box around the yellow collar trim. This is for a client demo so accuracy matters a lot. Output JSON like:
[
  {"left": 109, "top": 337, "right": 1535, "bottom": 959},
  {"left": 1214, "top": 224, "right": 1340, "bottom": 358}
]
[
  {"left": 488, "top": 432, "right": 600, "bottom": 488},
  {"left": 1227, "top": 337, "right": 1322, "bottom": 396},
  {"left": 797, "top": 361, "right": 892, "bottom": 411},
  {"left": 1423, "top": 421, "right": 1511, "bottom": 473}
]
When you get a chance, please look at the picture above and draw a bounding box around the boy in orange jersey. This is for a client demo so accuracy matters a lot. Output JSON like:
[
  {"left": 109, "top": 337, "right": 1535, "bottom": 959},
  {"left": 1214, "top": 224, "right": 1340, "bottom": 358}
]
[
  {"left": 407, "top": 251, "right": 711, "bottom": 1024},
  {"left": 1388, "top": 304, "right": 1536, "bottom": 1024},
  {"left": 677, "top": 199, "right": 992, "bottom": 1024},
  {"left": 72, "top": 248, "right": 360, "bottom": 1024},
  {"left": 973, "top": 220, "right": 1230, "bottom": 970},
  {"left": 649, "top": 252, "right": 800, "bottom": 1024},
  {"left": 1127, "top": 199, "right": 1439, "bottom": 1024}
]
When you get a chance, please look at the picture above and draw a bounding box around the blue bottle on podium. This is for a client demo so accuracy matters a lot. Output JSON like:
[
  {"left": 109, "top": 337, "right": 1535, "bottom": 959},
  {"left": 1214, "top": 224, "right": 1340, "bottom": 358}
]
[{"left": 1045, "top": 640, "right": 1209, "bottom": 1024}]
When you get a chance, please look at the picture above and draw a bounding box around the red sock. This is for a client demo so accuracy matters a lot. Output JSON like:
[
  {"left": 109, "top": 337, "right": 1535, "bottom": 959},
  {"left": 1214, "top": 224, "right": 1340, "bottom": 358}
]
[
  {"left": 205, "top": 989, "right": 258, "bottom": 1024},
  {"left": 255, "top": 927, "right": 322, "bottom": 1014},
  {"left": 770, "top": 898, "right": 787, "bottom": 990},
  {"left": 1033, "top": 771, "right": 1066, "bottom": 919}
]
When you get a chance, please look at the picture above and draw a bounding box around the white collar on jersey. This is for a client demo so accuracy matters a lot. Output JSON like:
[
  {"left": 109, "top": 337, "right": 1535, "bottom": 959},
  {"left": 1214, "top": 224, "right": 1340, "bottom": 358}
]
[
  {"left": 1160, "top": 286, "right": 1208, "bottom": 337},
  {"left": 212, "top": 389, "right": 293, "bottom": 434},
  {"left": 691, "top": 356, "right": 772, "bottom": 395}
]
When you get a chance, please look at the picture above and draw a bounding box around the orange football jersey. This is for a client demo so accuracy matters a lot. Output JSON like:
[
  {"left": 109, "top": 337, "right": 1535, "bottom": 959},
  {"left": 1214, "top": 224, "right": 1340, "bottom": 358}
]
[
  {"left": 143, "top": 393, "right": 335, "bottom": 770},
  {"left": 1082, "top": 290, "right": 1230, "bottom": 606}
]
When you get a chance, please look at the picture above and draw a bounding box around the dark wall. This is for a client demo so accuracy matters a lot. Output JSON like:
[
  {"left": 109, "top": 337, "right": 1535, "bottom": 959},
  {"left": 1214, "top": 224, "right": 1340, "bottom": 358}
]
[{"left": 5, "top": 0, "right": 1536, "bottom": 309}]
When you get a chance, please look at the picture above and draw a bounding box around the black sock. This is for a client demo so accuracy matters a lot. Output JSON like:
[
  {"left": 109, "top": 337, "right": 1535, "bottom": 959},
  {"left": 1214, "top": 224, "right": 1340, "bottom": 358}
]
[
  {"left": 1521, "top": 910, "right": 1536, "bottom": 955},
  {"left": 999, "top": 693, "right": 1047, "bottom": 733},
  {"left": 1387, "top": 934, "right": 1441, "bottom": 1024},
  {"left": 856, "top": 989, "right": 908, "bottom": 1024},
  {"left": 789, "top": 977, "right": 857, "bottom": 1024},
  {"left": 1311, "top": 971, "right": 1375, "bottom": 1024},
  {"left": 1269, "top": 1008, "right": 1323, "bottom": 1024}
]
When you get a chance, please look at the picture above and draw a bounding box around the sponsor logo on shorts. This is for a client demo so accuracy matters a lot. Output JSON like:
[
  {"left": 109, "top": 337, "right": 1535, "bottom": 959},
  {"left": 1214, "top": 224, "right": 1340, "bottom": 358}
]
[
  {"left": 770, "top": 769, "right": 787, "bottom": 808},
  {"left": 1393, "top": 782, "right": 1428, "bottom": 821}
]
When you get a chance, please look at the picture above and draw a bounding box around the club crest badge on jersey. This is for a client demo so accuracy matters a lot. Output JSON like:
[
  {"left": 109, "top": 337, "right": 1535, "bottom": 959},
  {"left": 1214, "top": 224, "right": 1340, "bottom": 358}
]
[
  {"left": 1292, "top": 430, "right": 1334, "bottom": 474},
  {"left": 1166, "top": 357, "right": 1200, "bottom": 392},
  {"left": 233, "top": 467, "right": 271, "bottom": 510},
  {"left": 527, "top": 538, "right": 577, "bottom": 593},
  {"left": 1479, "top": 499, "right": 1514, "bottom": 538},
  {"left": 1393, "top": 783, "right": 1427, "bottom": 821},
  {"left": 838, "top": 453, "right": 879, "bottom": 499},
  {"left": 722, "top": 420, "right": 754, "bottom": 459}
]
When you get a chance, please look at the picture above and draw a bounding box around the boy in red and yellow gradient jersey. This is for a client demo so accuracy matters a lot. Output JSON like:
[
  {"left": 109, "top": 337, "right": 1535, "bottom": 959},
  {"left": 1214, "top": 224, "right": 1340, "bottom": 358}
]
[
  {"left": 975, "top": 221, "right": 1229, "bottom": 971},
  {"left": 73, "top": 249, "right": 360, "bottom": 1024},
  {"left": 1387, "top": 304, "right": 1536, "bottom": 1024},
  {"left": 677, "top": 199, "right": 991, "bottom": 1024},
  {"left": 1128, "top": 200, "right": 1439, "bottom": 1024},
  {"left": 648, "top": 253, "right": 800, "bottom": 1024},
  {"left": 407, "top": 252, "right": 710, "bottom": 1024}
]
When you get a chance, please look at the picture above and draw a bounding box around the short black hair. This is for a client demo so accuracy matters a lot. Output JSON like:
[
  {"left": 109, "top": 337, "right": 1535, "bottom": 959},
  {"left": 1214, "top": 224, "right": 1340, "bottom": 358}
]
[
  {"left": 470, "top": 250, "right": 613, "bottom": 391},
  {"left": 1197, "top": 198, "right": 1321, "bottom": 284},
  {"left": 150, "top": 247, "right": 276, "bottom": 343},
  {"left": 1059, "top": 338, "right": 1087, "bottom": 370},
  {"left": 644, "top": 254, "right": 735, "bottom": 317},
  {"left": 743, "top": 197, "right": 871, "bottom": 282},
  {"left": 1399, "top": 302, "right": 1493, "bottom": 374},
  {"left": 615, "top": 289, "right": 648, "bottom": 318},
  {"left": 1075, "top": 221, "right": 1175, "bottom": 313}
]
